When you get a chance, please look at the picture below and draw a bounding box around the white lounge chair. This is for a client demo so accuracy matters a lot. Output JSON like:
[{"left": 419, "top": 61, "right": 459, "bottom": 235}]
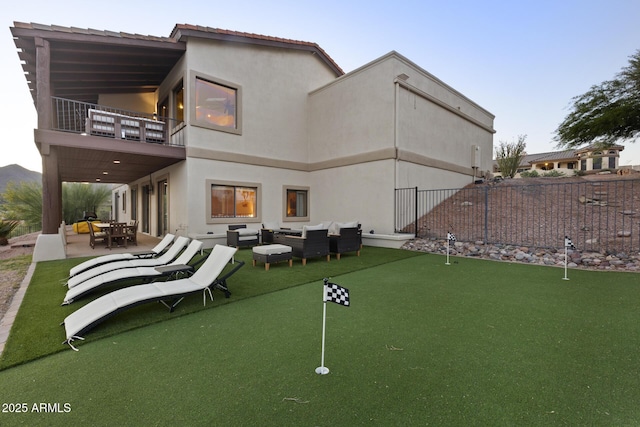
[
  {"left": 67, "top": 236, "right": 190, "bottom": 288},
  {"left": 62, "top": 244, "right": 240, "bottom": 350},
  {"left": 62, "top": 240, "right": 205, "bottom": 305},
  {"left": 69, "top": 234, "right": 176, "bottom": 277}
]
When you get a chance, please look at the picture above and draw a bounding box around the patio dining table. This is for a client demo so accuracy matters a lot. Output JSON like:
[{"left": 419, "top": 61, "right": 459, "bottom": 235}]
[{"left": 94, "top": 222, "right": 131, "bottom": 248}]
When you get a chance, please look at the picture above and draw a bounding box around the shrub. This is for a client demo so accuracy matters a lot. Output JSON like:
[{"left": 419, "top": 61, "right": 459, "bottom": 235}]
[
  {"left": 0, "top": 219, "right": 20, "bottom": 246},
  {"left": 520, "top": 170, "right": 539, "bottom": 178},
  {"left": 542, "top": 170, "right": 566, "bottom": 177}
]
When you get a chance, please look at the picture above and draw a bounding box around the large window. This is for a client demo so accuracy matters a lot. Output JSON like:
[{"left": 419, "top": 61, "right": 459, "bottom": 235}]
[
  {"left": 192, "top": 72, "right": 242, "bottom": 134},
  {"left": 593, "top": 157, "right": 602, "bottom": 170},
  {"left": 207, "top": 180, "right": 260, "bottom": 223},
  {"left": 173, "top": 81, "right": 184, "bottom": 124},
  {"left": 283, "top": 186, "right": 309, "bottom": 222}
]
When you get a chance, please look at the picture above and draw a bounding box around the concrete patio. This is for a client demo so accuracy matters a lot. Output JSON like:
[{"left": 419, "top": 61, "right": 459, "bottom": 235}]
[{"left": 63, "top": 226, "right": 163, "bottom": 259}]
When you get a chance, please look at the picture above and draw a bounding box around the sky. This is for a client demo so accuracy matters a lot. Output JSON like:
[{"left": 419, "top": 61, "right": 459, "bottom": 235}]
[{"left": 2, "top": 0, "right": 640, "bottom": 173}]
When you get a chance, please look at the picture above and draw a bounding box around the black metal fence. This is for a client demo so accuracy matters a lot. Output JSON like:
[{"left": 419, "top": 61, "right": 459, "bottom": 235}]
[
  {"left": 396, "top": 178, "right": 640, "bottom": 253},
  {"left": 9, "top": 223, "right": 41, "bottom": 239}
]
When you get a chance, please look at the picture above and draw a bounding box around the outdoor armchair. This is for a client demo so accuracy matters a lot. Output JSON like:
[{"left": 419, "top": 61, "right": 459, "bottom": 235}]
[
  {"left": 226, "top": 224, "right": 259, "bottom": 248},
  {"left": 329, "top": 226, "right": 361, "bottom": 260},
  {"left": 280, "top": 227, "right": 330, "bottom": 265}
]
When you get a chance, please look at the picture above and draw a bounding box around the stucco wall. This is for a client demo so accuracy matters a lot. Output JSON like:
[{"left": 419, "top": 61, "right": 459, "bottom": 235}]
[
  {"left": 183, "top": 157, "right": 312, "bottom": 236},
  {"left": 308, "top": 52, "right": 494, "bottom": 178},
  {"left": 310, "top": 160, "right": 397, "bottom": 234},
  {"left": 181, "top": 38, "right": 337, "bottom": 163},
  {"left": 125, "top": 48, "right": 495, "bottom": 238}
]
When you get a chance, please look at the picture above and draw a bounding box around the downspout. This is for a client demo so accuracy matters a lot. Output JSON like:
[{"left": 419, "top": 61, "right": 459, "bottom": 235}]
[
  {"left": 393, "top": 73, "right": 409, "bottom": 187},
  {"left": 393, "top": 79, "right": 398, "bottom": 187}
]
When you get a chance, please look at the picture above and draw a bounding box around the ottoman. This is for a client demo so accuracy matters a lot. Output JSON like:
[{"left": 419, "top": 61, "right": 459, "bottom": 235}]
[{"left": 252, "top": 244, "right": 292, "bottom": 271}]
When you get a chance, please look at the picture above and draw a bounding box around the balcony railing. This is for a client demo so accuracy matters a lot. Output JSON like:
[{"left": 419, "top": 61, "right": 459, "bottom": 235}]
[{"left": 51, "top": 97, "right": 185, "bottom": 146}]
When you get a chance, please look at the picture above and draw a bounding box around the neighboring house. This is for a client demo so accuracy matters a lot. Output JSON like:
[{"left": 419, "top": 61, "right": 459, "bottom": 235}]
[
  {"left": 494, "top": 144, "right": 624, "bottom": 177},
  {"left": 11, "top": 22, "right": 495, "bottom": 260}
]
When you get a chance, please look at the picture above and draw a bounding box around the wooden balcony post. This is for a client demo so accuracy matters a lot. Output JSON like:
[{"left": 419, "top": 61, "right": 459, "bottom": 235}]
[
  {"left": 35, "top": 37, "right": 51, "bottom": 131},
  {"left": 41, "top": 144, "right": 62, "bottom": 234}
]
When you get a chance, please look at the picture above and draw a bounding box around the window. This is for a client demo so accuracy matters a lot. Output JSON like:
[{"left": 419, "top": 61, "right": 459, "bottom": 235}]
[
  {"left": 158, "top": 96, "right": 168, "bottom": 120},
  {"left": 191, "top": 72, "right": 242, "bottom": 135},
  {"left": 130, "top": 187, "right": 137, "bottom": 220},
  {"left": 608, "top": 156, "right": 616, "bottom": 169},
  {"left": 173, "top": 81, "right": 184, "bottom": 124},
  {"left": 206, "top": 180, "right": 261, "bottom": 224},
  {"left": 283, "top": 186, "right": 310, "bottom": 222},
  {"left": 593, "top": 157, "right": 602, "bottom": 170}
]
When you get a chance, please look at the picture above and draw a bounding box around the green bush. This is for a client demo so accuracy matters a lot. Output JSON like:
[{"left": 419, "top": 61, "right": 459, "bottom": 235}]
[
  {"left": 542, "top": 170, "right": 566, "bottom": 177},
  {"left": 520, "top": 170, "right": 539, "bottom": 178},
  {"left": 0, "top": 219, "right": 20, "bottom": 245}
]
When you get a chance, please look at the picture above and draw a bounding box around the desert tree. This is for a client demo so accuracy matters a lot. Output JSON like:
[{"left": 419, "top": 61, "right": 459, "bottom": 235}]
[
  {"left": 495, "top": 135, "right": 527, "bottom": 178},
  {"left": 1, "top": 181, "right": 111, "bottom": 227},
  {"left": 555, "top": 49, "right": 640, "bottom": 149}
]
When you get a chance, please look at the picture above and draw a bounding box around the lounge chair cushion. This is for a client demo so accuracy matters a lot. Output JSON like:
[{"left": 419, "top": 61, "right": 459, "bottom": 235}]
[
  {"left": 69, "top": 233, "right": 175, "bottom": 277},
  {"left": 63, "top": 244, "right": 238, "bottom": 345},
  {"left": 63, "top": 240, "right": 203, "bottom": 304},
  {"left": 233, "top": 227, "right": 259, "bottom": 242},
  {"left": 67, "top": 236, "right": 189, "bottom": 288}
]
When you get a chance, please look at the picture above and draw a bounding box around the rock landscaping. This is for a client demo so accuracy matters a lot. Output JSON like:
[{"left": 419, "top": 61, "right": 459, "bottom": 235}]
[{"left": 402, "top": 238, "right": 640, "bottom": 272}]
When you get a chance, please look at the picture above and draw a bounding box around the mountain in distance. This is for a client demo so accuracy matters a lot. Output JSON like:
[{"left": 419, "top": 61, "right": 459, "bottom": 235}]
[{"left": 0, "top": 164, "right": 42, "bottom": 194}]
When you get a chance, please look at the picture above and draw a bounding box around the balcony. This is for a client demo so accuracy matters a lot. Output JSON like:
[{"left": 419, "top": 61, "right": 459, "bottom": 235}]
[
  {"left": 52, "top": 97, "right": 185, "bottom": 147},
  {"left": 33, "top": 97, "right": 186, "bottom": 184}
]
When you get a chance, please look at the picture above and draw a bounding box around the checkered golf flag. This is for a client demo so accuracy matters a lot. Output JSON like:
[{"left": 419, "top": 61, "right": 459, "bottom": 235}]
[
  {"left": 447, "top": 232, "right": 456, "bottom": 242},
  {"left": 565, "top": 236, "right": 576, "bottom": 249},
  {"left": 326, "top": 282, "right": 350, "bottom": 307}
]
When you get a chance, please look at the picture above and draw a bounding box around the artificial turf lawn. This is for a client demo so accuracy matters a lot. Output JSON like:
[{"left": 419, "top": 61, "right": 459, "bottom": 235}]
[
  {"left": 0, "top": 246, "right": 418, "bottom": 369},
  {"left": 0, "top": 251, "right": 639, "bottom": 425}
]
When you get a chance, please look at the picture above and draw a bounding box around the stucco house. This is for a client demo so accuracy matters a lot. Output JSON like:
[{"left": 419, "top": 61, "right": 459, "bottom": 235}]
[
  {"left": 11, "top": 22, "right": 495, "bottom": 260},
  {"left": 493, "top": 144, "right": 625, "bottom": 177}
]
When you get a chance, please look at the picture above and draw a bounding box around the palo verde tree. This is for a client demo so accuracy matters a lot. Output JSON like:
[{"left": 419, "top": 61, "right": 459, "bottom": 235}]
[
  {"left": 495, "top": 135, "right": 527, "bottom": 178},
  {"left": 0, "top": 181, "right": 42, "bottom": 226},
  {"left": 62, "top": 183, "right": 112, "bottom": 223},
  {"left": 555, "top": 49, "right": 640, "bottom": 149}
]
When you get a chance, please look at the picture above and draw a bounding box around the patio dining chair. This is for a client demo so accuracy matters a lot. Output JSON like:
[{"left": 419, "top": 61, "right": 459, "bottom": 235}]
[
  {"left": 107, "top": 222, "right": 128, "bottom": 249},
  {"left": 127, "top": 220, "right": 139, "bottom": 246},
  {"left": 87, "top": 220, "right": 107, "bottom": 249}
]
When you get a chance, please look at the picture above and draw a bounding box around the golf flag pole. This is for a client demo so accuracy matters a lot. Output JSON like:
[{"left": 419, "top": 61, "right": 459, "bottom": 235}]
[
  {"left": 316, "top": 279, "right": 330, "bottom": 375},
  {"left": 316, "top": 278, "right": 350, "bottom": 375},
  {"left": 446, "top": 232, "right": 456, "bottom": 265},
  {"left": 563, "top": 236, "right": 576, "bottom": 280},
  {"left": 446, "top": 237, "right": 450, "bottom": 265}
]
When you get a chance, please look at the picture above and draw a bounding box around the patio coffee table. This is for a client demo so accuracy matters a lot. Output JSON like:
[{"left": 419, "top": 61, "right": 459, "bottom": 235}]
[{"left": 252, "top": 244, "right": 293, "bottom": 271}]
